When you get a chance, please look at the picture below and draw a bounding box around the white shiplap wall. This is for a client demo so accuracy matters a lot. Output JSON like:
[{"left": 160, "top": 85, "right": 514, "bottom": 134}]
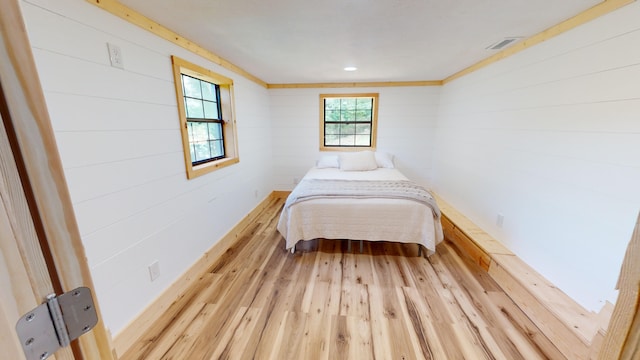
[
  {"left": 21, "top": 0, "right": 273, "bottom": 335},
  {"left": 20, "top": 0, "right": 639, "bottom": 339},
  {"left": 270, "top": 86, "right": 441, "bottom": 190},
  {"left": 433, "top": 1, "right": 640, "bottom": 311}
]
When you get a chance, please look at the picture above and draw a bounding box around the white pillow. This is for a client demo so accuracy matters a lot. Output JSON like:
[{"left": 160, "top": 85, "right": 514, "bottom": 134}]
[
  {"left": 316, "top": 155, "right": 339, "bottom": 168},
  {"left": 375, "top": 151, "right": 395, "bottom": 168},
  {"left": 339, "top": 151, "right": 378, "bottom": 171}
]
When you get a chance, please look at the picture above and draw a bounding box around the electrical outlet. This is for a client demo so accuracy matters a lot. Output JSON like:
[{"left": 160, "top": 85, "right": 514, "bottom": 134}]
[
  {"left": 107, "top": 42, "right": 124, "bottom": 69},
  {"left": 496, "top": 213, "right": 505, "bottom": 228},
  {"left": 148, "top": 260, "right": 160, "bottom": 281},
  {"left": 293, "top": 177, "right": 299, "bottom": 185},
  {"left": 254, "top": 189, "right": 258, "bottom": 198}
]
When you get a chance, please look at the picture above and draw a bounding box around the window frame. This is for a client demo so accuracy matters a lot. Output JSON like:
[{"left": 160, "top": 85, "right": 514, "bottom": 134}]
[
  {"left": 319, "top": 93, "right": 379, "bottom": 151},
  {"left": 171, "top": 56, "right": 239, "bottom": 179},
  {"left": 181, "top": 73, "right": 225, "bottom": 165}
]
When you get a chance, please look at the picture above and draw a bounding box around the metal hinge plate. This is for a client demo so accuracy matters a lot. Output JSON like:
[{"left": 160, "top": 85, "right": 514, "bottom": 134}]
[{"left": 15, "top": 287, "right": 98, "bottom": 360}]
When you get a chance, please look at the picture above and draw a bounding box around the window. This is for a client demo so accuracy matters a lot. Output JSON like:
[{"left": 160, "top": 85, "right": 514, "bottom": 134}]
[
  {"left": 320, "top": 93, "right": 378, "bottom": 151},
  {"left": 181, "top": 74, "right": 224, "bottom": 164},
  {"left": 171, "top": 56, "right": 239, "bottom": 178}
]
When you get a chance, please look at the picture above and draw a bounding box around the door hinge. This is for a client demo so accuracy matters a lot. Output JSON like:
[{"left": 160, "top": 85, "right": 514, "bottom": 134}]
[{"left": 15, "top": 287, "right": 98, "bottom": 360}]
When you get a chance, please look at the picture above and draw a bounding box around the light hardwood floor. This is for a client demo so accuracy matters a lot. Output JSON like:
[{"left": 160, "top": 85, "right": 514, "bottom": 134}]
[{"left": 121, "top": 196, "right": 565, "bottom": 360}]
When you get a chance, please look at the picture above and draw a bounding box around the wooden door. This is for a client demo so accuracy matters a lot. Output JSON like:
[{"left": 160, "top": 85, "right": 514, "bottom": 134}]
[
  {"left": 0, "top": 1, "right": 114, "bottom": 359},
  {"left": 0, "top": 112, "right": 76, "bottom": 360}
]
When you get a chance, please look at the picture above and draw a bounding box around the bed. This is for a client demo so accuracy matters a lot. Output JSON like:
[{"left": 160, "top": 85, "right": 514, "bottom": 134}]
[{"left": 277, "top": 151, "right": 443, "bottom": 256}]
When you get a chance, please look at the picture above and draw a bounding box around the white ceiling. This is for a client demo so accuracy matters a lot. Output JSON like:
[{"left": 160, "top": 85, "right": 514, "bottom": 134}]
[{"left": 118, "top": 0, "right": 601, "bottom": 84}]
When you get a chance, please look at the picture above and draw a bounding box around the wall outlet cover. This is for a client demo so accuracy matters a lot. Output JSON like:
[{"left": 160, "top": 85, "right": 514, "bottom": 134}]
[
  {"left": 148, "top": 260, "right": 160, "bottom": 281},
  {"left": 107, "top": 42, "right": 124, "bottom": 69}
]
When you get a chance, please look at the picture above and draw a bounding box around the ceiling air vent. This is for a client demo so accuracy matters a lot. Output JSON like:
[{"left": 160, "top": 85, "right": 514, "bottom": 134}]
[{"left": 486, "top": 37, "right": 522, "bottom": 50}]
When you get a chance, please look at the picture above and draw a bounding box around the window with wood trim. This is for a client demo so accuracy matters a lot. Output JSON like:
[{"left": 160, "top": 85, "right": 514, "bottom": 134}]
[
  {"left": 320, "top": 93, "right": 378, "bottom": 151},
  {"left": 171, "top": 56, "right": 239, "bottom": 179}
]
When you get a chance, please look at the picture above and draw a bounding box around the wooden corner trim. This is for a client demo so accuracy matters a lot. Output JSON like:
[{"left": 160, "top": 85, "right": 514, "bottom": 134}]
[
  {"left": 87, "top": 0, "right": 635, "bottom": 89},
  {"left": 597, "top": 212, "right": 640, "bottom": 359},
  {"left": 86, "top": 0, "right": 268, "bottom": 88},
  {"left": 443, "top": 0, "right": 636, "bottom": 84},
  {"left": 267, "top": 80, "right": 442, "bottom": 89}
]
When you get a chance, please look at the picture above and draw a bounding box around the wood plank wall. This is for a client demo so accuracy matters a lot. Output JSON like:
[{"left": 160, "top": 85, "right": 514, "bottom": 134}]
[{"left": 21, "top": 0, "right": 274, "bottom": 337}]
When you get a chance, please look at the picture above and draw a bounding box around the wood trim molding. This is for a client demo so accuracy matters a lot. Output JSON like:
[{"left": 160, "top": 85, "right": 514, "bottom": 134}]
[
  {"left": 598, "top": 212, "right": 640, "bottom": 359},
  {"left": 87, "top": 0, "right": 636, "bottom": 89},
  {"left": 435, "top": 194, "right": 612, "bottom": 359},
  {"left": 271, "top": 190, "right": 291, "bottom": 199},
  {"left": 443, "top": 0, "right": 636, "bottom": 84},
  {"left": 86, "top": 0, "right": 268, "bottom": 88},
  {"left": 113, "top": 192, "right": 280, "bottom": 357},
  {"left": 170, "top": 55, "right": 241, "bottom": 179},
  {"left": 268, "top": 80, "right": 442, "bottom": 89},
  {"left": 318, "top": 93, "right": 379, "bottom": 151}
]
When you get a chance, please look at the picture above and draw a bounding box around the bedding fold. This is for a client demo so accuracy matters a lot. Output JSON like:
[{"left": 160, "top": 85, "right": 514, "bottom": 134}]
[{"left": 284, "top": 179, "right": 441, "bottom": 219}]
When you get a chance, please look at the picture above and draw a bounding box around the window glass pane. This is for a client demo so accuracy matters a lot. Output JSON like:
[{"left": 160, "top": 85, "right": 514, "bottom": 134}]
[
  {"left": 325, "top": 110, "right": 340, "bottom": 122},
  {"left": 185, "top": 123, "right": 224, "bottom": 162},
  {"left": 355, "top": 135, "right": 371, "bottom": 146},
  {"left": 211, "top": 140, "right": 224, "bottom": 158},
  {"left": 193, "top": 142, "right": 211, "bottom": 162},
  {"left": 356, "top": 98, "right": 373, "bottom": 110},
  {"left": 339, "top": 134, "right": 355, "bottom": 146},
  {"left": 355, "top": 109, "right": 372, "bottom": 122},
  {"left": 190, "top": 121, "right": 209, "bottom": 141},
  {"left": 325, "top": 123, "right": 340, "bottom": 135},
  {"left": 341, "top": 110, "right": 355, "bottom": 122},
  {"left": 325, "top": 135, "right": 339, "bottom": 146},
  {"left": 325, "top": 98, "right": 340, "bottom": 110},
  {"left": 186, "top": 98, "right": 204, "bottom": 118},
  {"left": 203, "top": 101, "right": 219, "bottom": 119},
  {"left": 355, "top": 123, "right": 371, "bottom": 134},
  {"left": 208, "top": 122, "right": 222, "bottom": 140},
  {"left": 182, "top": 75, "right": 202, "bottom": 98},
  {"left": 201, "top": 82, "right": 217, "bottom": 101},
  {"left": 340, "top": 123, "right": 355, "bottom": 135},
  {"left": 341, "top": 98, "right": 356, "bottom": 110}
]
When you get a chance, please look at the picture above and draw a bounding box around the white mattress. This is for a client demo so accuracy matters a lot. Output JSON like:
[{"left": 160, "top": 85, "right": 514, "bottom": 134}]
[{"left": 277, "top": 167, "right": 444, "bottom": 255}]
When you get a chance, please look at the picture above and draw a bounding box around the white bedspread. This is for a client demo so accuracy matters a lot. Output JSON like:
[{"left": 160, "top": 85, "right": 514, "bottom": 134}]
[{"left": 277, "top": 168, "right": 444, "bottom": 255}]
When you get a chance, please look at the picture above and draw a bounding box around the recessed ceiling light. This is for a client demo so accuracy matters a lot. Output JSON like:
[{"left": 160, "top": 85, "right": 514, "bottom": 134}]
[{"left": 344, "top": 66, "right": 357, "bottom": 71}]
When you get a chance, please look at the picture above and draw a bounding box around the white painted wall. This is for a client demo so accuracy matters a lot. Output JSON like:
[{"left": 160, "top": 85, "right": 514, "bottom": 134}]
[
  {"left": 21, "top": 0, "right": 273, "bottom": 336},
  {"left": 433, "top": 2, "right": 640, "bottom": 311},
  {"left": 19, "top": 0, "right": 640, "bottom": 340},
  {"left": 270, "top": 86, "right": 441, "bottom": 190}
]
